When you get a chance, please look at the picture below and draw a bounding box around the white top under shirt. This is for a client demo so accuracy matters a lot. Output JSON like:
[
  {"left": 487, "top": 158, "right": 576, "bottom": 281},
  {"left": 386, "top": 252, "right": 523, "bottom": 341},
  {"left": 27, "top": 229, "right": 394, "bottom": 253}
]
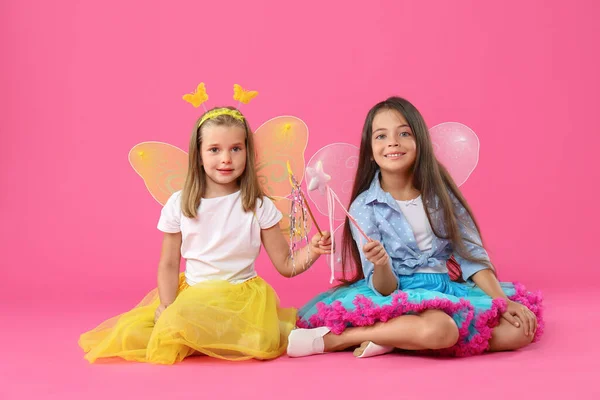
[
  {"left": 157, "top": 190, "right": 282, "bottom": 285},
  {"left": 396, "top": 196, "right": 448, "bottom": 274}
]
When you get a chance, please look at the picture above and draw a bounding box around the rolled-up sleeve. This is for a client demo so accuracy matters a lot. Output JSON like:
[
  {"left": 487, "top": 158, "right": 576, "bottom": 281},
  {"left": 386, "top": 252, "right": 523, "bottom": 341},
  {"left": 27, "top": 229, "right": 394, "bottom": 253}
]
[{"left": 451, "top": 200, "right": 491, "bottom": 281}]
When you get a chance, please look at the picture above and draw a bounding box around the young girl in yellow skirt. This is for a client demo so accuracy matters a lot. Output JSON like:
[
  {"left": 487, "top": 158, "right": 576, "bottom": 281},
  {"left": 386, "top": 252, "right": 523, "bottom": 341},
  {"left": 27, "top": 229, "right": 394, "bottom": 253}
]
[{"left": 79, "top": 105, "right": 332, "bottom": 364}]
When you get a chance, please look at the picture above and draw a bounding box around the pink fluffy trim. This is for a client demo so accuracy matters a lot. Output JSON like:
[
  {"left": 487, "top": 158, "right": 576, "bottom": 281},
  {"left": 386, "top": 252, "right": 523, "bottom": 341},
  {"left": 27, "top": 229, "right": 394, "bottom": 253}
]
[{"left": 296, "top": 282, "right": 543, "bottom": 356}]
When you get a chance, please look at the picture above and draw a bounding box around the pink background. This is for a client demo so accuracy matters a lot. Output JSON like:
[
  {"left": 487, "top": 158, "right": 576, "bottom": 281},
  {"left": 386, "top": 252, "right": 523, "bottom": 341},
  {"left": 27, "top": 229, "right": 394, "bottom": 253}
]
[{"left": 1, "top": 0, "right": 599, "bottom": 399}]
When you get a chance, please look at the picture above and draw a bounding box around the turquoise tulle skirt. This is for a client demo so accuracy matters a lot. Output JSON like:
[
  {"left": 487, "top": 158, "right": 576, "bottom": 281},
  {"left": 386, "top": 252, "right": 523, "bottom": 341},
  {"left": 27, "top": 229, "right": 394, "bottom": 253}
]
[{"left": 297, "top": 273, "right": 544, "bottom": 356}]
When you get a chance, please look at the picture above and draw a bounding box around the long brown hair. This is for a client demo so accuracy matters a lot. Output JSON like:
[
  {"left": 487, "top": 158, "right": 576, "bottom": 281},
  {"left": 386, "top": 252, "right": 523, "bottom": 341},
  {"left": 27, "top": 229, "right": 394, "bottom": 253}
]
[
  {"left": 181, "top": 107, "right": 265, "bottom": 218},
  {"left": 339, "top": 97, "right": 492, "bottom": 284}
]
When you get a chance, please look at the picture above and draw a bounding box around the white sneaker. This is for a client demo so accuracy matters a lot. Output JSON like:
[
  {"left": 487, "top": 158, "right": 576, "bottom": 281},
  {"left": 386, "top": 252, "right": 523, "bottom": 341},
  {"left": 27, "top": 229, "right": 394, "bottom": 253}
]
[{"left": 287, "top": 327, "right": 331, "bottom": 357}]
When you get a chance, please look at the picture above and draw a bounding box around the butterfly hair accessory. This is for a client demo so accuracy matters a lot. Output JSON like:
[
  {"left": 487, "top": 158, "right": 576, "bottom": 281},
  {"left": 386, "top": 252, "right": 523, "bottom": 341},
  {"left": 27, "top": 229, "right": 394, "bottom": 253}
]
[{"left": 182, "top": 82, "right": 259, "bottom": 127}]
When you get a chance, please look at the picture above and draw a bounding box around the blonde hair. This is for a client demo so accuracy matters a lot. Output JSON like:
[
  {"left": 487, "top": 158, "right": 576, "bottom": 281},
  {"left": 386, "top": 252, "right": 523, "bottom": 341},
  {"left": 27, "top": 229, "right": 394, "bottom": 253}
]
[{"left": 181, "top": 107, "right": 265, "bottom": 218}]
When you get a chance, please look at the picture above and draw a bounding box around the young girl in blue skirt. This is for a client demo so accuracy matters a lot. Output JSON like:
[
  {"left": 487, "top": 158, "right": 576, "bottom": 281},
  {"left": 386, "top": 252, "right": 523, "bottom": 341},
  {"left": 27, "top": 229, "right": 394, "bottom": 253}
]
[{"left": 287, "top": 97, "right": 543, "bottom": 358}]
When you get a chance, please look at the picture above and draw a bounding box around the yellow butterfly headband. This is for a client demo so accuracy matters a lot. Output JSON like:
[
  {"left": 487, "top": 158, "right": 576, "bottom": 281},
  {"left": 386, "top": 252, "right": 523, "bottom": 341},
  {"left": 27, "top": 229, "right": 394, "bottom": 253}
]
[{"left": 182, "top": 82, "right": 259, "bottom": 127}]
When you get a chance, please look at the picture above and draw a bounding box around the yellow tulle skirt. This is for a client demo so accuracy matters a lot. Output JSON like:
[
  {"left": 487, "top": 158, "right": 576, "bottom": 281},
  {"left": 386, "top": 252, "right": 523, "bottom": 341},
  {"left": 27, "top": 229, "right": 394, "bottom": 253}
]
[{"left": 79, "top": 274, "right": 297, "bottom": 364}]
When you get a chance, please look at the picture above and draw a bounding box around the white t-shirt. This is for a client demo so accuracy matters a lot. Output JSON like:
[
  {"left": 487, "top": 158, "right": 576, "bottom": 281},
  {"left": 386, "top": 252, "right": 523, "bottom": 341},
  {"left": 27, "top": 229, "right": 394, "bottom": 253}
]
[
  {"left": 157, "top": 190, "right": 282, "bottom": 285},
  {"left": 396, "top": 196, "right": 447, "bottom": 274}
]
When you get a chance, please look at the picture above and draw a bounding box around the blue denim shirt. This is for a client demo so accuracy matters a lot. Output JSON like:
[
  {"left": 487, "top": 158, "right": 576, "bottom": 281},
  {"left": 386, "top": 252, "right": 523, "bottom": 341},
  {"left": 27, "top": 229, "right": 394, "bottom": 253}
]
[{"left": 349, "top": 171, "right": 490, "bottom": 295}]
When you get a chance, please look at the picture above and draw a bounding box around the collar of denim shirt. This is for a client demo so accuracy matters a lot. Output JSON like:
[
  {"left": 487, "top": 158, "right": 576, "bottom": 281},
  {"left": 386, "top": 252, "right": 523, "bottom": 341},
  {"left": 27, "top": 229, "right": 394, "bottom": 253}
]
[
  {"left": 364, "top": 170, "right": 443, "bottom": 212},
  {"left": 364, "top": 170, "right": 402, "bottom": 209}
]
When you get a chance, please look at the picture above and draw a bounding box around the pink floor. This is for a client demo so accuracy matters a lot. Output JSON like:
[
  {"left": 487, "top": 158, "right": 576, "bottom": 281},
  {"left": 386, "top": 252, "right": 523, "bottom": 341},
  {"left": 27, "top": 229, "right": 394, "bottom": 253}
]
[{"left": 1, "top": 289, "right": 597, "bottom": 399}]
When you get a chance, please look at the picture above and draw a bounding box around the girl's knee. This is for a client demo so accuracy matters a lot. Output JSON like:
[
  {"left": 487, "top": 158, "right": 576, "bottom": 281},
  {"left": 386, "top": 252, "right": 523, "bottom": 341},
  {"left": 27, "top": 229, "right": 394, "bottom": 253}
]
[
  {"left": 506, "top": 324, "right": 534, "bottom": 350},
  {"left": 421, "top": 314, "right": 459, "bottom": 349},
  {"left": 489, "top": 322, "right": 534, "bottom": 352}
]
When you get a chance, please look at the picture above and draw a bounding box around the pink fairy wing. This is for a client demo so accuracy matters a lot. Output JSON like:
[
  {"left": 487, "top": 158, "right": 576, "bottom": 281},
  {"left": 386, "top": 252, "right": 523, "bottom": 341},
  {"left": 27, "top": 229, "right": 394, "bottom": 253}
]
[
  {"left": 305, "top": 143, "right": 359, "bottom": 221},
  {"left": 429, "top": 122, "right": 480, "bottom": 187}
]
